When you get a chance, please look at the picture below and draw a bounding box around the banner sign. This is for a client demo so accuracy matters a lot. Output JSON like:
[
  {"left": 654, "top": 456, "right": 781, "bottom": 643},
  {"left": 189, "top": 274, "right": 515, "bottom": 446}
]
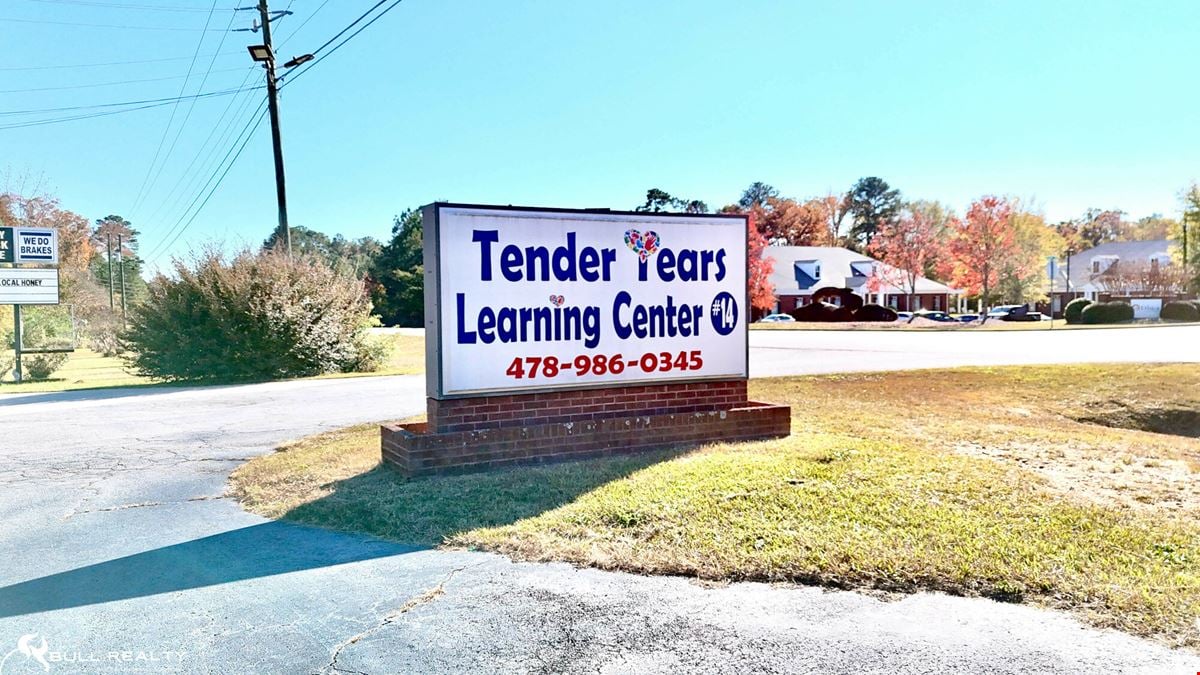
[
  {"left": 0, "top": 268, "right": 60, "bottom": 305},
  {"left": 15, "top": 227, "right": 58, "bottom": 264},
  {"left": 425, "top": 204, "right": 749, "bottom": 397},
  {"left": 0, "top": 227, "right": 12, "bottom": 264}
]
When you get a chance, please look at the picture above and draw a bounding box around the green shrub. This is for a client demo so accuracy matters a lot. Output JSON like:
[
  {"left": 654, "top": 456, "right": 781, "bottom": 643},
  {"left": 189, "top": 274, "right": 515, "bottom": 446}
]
[
  {"left": 1080, "top": 301, "right": 1134, "bottom": 325},
  {"left": 1160, "top": 300, "right": 1200, "bottom": 322},
  {"left": 1063, "top": 297, "right": 1092, "bottom": 324},
  {"left": 25, "top": 352, "right": 69, "bottom": 381},
  {"left": 123, "top": 249, "right": 376, "bottom": 382}
]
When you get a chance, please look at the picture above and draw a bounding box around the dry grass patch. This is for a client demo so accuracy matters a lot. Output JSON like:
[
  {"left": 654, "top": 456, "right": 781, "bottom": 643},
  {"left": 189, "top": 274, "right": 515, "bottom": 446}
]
[{"left": 230, "top": 364, "right": 1200, "bottom": 649}]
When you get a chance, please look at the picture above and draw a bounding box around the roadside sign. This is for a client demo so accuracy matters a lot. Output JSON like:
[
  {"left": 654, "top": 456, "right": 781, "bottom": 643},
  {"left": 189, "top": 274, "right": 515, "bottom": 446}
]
[
  {"left": 0, "top": 227, "right": 12, "bottom": 264},
  {"left": 0, "top": 268, "right": 60, "bottom": 305},
  {"left": 1046, "top": 255, "right": 1057, "bottom": 282},
  {"left": 15, "top": 227, "right": 58, "bottom": 264},
  {"left": 1130, "top": 298, "right": 1162, "bottom": 320}
]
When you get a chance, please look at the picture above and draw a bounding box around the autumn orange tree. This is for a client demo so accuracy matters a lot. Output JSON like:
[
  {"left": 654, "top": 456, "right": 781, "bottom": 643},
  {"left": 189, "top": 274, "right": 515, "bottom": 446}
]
[
  {"left": 749, "top": 197, "right": 834, "bottom": 246},
  {"left": 747, "top": 213, "right": 775, "bottom": 315},
  {"left": 950, "top": 195, "right": 1017, "bottom": 313},
  {"left": 867, "top": 207, "right": 947, "bottom": 312}
]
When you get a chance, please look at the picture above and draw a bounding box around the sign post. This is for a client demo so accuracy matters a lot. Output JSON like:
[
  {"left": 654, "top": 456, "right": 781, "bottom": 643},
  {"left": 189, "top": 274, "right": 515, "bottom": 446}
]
[{"left": 380, "top": 203, "right": 790, "bottom": 477}]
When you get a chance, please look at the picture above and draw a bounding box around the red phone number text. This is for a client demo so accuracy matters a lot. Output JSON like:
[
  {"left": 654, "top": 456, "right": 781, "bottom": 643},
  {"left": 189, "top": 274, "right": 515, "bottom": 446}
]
[{"left": 506, "top": 351, "right": 703, "bottom": 379}]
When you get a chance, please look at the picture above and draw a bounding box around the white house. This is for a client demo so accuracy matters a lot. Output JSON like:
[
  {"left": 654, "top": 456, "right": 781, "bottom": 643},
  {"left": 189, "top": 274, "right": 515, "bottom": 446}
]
[{"left": 765, "top": 246, "right": 961, "bottom": 314}]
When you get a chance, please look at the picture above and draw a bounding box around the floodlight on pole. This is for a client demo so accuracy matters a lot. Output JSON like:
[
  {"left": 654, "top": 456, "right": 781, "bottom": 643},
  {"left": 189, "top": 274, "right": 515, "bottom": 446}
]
[{"left": 247, "top": 44, "right": 273, "bottom": 62}]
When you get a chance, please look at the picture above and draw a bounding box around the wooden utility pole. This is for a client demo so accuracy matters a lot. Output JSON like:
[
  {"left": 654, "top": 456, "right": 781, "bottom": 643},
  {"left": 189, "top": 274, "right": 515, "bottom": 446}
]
[
  {"left": 106, "top": 233, "right": 115, "bottom": 311},
  {"left": 258, "top": 0, "right": 291, "bottom": 256},
  {"left": 118, "top": 233, "right": 128, "bottom": 325}
]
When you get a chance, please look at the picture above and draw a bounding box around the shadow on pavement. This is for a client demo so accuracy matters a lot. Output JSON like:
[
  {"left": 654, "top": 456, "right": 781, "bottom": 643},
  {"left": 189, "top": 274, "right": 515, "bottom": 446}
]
[{"left": 0, "top": 521, "right": 414, "bottom": 618}]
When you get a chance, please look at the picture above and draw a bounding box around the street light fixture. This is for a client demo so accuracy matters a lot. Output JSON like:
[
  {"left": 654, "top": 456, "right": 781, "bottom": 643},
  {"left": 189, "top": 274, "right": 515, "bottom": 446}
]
[
  {"left": 283, "top": 53, "right": 314, "bottom": 69},
  {"left": 247, "top": 44, "right": 273, "bottom": 62}
]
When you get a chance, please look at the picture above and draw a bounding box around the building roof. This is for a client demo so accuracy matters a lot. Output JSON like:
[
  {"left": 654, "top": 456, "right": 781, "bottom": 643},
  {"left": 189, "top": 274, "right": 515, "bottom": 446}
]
[
  {"left": 765, "top": 246, "right": 960, "bottom": 297},
  {"left": 1051, "top": 239, "right": 1176, "bottom": 293}
]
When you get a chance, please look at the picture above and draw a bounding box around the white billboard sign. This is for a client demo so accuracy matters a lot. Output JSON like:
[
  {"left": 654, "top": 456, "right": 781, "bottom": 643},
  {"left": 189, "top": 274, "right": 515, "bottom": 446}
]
[
  {"left": 0, "top": 268, "right": 60, "bottom": 305},
  {"left": 15, "top": 227, "right": 58, "bottom": 264},
  {"left": 1130, "top": 298, "right": 1162, "bottom": 320},
  {"left": 426, "top": 204, "right": 749, "bottom": 397}
]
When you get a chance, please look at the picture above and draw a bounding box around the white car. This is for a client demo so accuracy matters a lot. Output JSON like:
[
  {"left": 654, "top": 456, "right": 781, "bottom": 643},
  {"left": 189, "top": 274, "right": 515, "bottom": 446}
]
[{"left": 757, "top": 313, "right": 795, "bottom": 323}]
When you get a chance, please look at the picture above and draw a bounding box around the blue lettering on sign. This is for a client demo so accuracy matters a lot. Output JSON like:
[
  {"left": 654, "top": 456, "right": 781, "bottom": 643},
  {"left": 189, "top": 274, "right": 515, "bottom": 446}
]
[{"left": 454, "top": 228, "right": 738, "bottom": 349}]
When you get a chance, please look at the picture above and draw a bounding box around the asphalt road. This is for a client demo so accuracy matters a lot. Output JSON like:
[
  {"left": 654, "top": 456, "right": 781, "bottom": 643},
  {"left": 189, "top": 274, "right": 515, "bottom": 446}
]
[{"left": 1, "top": 328, "right": 1198, "bottom": 673}]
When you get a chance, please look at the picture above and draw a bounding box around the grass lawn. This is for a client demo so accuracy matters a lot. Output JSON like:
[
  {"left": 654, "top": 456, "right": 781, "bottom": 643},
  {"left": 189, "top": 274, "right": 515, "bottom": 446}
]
[
  {"left": 0, "top": 334, "right": 426, "bottom": 393},
  {"left": 230, "top": 364, "right": 1200, "bottom": 650}
]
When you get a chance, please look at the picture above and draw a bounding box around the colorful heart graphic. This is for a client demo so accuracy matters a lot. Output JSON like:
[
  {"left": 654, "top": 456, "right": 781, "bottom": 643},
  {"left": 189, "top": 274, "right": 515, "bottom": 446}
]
[
  {"left": 624, "top": 229, "right": 661, "bottom": 262},
  {"left": 549, "top": 294, "right": 565, "bottom": 307}
]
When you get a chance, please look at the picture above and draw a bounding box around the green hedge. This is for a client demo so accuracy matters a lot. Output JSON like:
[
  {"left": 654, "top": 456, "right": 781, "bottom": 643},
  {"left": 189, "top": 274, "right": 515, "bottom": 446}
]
[
  {"left": 1160, "top": 300, "right": 1200, "bottom": 322},
  {"left": 1063, "top": 297, "right": 1092, "bottom": 324},
  {"left": 1080, "top": 301, "right": 1134, "bottom": 325}
]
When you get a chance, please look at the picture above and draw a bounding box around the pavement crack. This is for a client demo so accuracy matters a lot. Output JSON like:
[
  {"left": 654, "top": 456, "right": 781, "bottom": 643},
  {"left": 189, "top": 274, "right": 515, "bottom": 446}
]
[
  {"left": 62, "top": 500, "right": 164, "bottom": 519},
  {"left": 320, "top": 566, "right": 469, "bottom": 675}
]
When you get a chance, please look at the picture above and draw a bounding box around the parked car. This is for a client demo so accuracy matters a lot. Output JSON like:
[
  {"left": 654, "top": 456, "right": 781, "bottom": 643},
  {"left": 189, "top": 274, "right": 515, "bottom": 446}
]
[
  {"left": 757, "top": 313, "right": 795, "bottom": 323},
  {"left": 896, "top": 311, "right": 913, "bottom": 321},
  {"left": 914, "top": 310, "right": 957, "bottom": 322},
  {"left": 992, "top": 305, "right": 1044, "bottom": 322},
  {"left": 956, "top": 313, "right": 980, "bottom": 323},
  {"left": 986, "top": 304, "right": 1024, "bottom": 319}
]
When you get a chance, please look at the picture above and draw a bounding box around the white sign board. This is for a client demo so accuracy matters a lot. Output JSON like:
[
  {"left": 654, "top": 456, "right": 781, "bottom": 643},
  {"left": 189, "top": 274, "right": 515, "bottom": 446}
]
[
  {"left": 15, "top": 227, "right": 58, "bottom": 264},
  {"left": 1130, "top": 298, "right": 1162, "bottom": 320},
  {"left": 0, "top": 268, "right": 60, "bottom": 305},
  {"left": 426, "top": 204, "right": 749, "bottom": 397}
]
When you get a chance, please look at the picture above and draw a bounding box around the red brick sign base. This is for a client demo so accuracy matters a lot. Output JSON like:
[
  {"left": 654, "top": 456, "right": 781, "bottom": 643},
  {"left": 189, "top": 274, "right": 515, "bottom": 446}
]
[{"left": 381, "top": 380, "right": 790, "bottom": 477}]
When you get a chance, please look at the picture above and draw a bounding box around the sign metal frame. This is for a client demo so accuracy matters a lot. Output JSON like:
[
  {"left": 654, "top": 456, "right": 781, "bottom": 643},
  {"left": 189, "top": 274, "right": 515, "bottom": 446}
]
[{"left": 424, "top": 202, "right": 750, "bottom": 400}]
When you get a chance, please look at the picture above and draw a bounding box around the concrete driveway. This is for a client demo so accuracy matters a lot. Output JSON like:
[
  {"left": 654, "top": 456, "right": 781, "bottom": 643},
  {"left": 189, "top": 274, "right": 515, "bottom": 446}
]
[{"left": 1, "top": 333, "right": 1198, "bottom": 673}]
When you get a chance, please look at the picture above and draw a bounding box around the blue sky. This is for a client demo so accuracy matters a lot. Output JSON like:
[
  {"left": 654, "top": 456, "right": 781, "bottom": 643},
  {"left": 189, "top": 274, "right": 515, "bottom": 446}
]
[{"left": 3, "top": 0, "right": 1198, "bottom": 271}]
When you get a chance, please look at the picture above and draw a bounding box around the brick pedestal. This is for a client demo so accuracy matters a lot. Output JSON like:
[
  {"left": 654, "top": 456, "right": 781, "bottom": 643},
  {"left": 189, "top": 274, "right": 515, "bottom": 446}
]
[{"left": 381, "top": 380, "right": 790, "bottom": 477}]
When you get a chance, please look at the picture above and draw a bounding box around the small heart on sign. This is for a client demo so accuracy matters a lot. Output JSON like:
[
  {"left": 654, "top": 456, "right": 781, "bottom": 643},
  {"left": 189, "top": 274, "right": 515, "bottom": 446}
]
[
  {"left": 549, "top": 294, "right": 565, "bottom": 307},
  {"left": 624, "top": 229, "right": 661, "bottom": 262}
]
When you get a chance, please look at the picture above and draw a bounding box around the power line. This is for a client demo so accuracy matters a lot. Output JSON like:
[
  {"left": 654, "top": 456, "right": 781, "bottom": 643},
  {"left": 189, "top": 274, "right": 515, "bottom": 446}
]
[
  {"left": 0, "top": 16, "right": 238, "bottom": 31},
  {"left": 146, "top": 102, "right": 269, "bottom": 263},
  {"left": 0, "top": 89, "right": 257, "bottom": 129},
  {"left": 0, "top": 86, "right": 261, "bottom": 117},
  {"left": 276, "top": 0, "right": 327, "bottom": 48},
  {"left": 280, "top": 0, "right": 404, "bottom": 90},
  {"left": 128, "top": 0, "right": 223, "bottom": 215},
  {"left": 0, "top": 67, "right": 247, "bottom": 93},
  {"left": 0, "top": 51, "right": 242, "bottom": 71},
  {"left": 133, "top": 1, "right": 241, "bottom": 219},
  {"left": 142, "top": 67, "right": 259, "bottom": 226},
  {"left": 22, "top": 0, "right": 228, "bottom": 11},
  {"left": 307, "top": 0, "right": 389, "bottom": 58}
]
